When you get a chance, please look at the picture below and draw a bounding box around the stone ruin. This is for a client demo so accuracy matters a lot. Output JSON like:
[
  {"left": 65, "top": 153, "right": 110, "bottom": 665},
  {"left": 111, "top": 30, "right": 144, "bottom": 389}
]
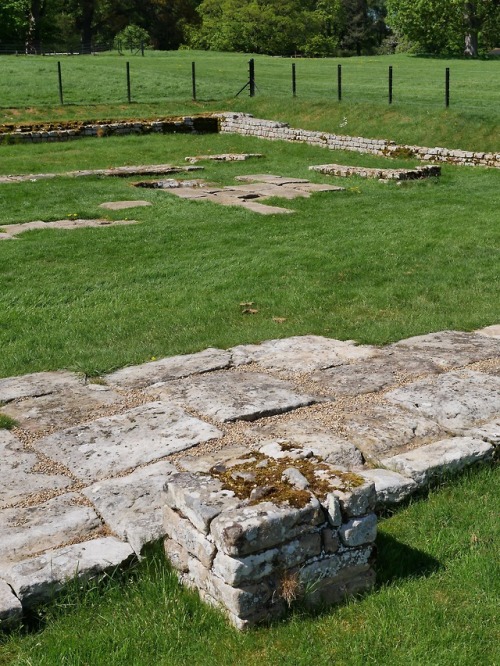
[
  {"left": 163, "top": 442, "right": 377, "bottom": 629},
  {"left": 309, "top": 164, "right": 441, "bottom": 181}
]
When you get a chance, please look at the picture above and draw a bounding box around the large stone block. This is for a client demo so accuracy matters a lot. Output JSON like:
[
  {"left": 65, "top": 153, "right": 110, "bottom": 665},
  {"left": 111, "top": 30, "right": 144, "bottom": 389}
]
[
  {"left": 299, "top": 545, "right": 374, "bottom": 585},
  {"left": 36, "top": 402, "right": 222, "bottom": 483},
  {"left": 327, "top": 480, "right": 376, "bottom": 520},
  {"left": 210, "top": 499, "right": 324, "bottom": 557},
  {"left": 163, "top": 505, "right": 216, "bottom": 568},
  {"left": 2, "top": 537, "right": 134, "bottom": 606},
  {"left": 339, "top": 514, "right": 377, "bottom": 547},
  {"left": 358, "top": 468, "right": 418, "bottom": 507}
]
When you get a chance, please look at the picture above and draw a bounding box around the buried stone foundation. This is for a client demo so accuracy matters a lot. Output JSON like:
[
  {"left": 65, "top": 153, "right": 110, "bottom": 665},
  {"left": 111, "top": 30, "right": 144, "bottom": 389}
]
[{"left": 162, "top": 447, "right": 377, "bottom": 629}]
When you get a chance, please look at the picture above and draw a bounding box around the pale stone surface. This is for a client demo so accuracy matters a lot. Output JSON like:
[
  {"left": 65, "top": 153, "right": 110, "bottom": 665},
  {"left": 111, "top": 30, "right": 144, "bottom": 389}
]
[
  {"left": 299, "top": 545, "right": 373, "bottom": 584},
  {"left": 163, "top": 472, "right": 242, "bottom": 535},
  {"left": 386, "top": 371, "right": 500, "bottom": 433},
  {"left": 185, "top": 153, "right": 263, "bottom": 163},
  {"left": 0, "top": 493, "right": 102, "bottom": 564},
  {"left": 328, "top": 480, "right": 377, "bottom": 519},
  {"left": 156, "top": 371, "right": 317, "bottom": 423},
  {"left": 359, "top": 468, "right": 418, "bottom": 506},
  {"left": 235, "top": 175, "right": 310, "bottom": 185},
  {"left": 35, "top": 402, "right": 222, "bottom": 483},
  {"left": 339, "top": 514, "right": 377, "bottom": 547},
  {"left": 210, "top": 499, "right": 324, "bottom": 557},
  {"left": 176, "top": 446, "right": 255, "bottom": 474},
  {"left": 99, "top": 200, "right": 152, "bottom": 210},
  {"left": 0, "top": 580, "right": 22, "bottom": 628},
  {"left": 392, "top": 330, "right": 500, "bottom": 368},
  {"left": 230, "top": 335, "right": 376, "bottom": 372},
  {"left": 465, "top": 419, "right": 500, "bottom": 445},
  {"left": 475, "top": 325, "right": 500, "bottom": 339},
  {"left": 1, "top": 383, "right": 124, "bottom": 434},
  {"left": 2, "top": 537, "right": 134, "bottom": 606},
  {"left": 105, "top": 348, "right": 232, "bottom": 389},
  {"left": 0, "top": 370, "right": 80, "bottom": 403},
  {"left": 0, "top": 219, "right": 137, "bottom": 240},
  {"left": 82, "top": 461, "right": 176, "bottom": 555},
  {"left": 247, "top": 419, "right": 363, "bottom": 468},
  {"left": 0, "top": 430, "right": 72, "bottom": 508},
  {"left": 340, "top": 403, "right": 446, "bottom": 464},
  {"left": 381, "top": 437, "right": 494, "bottom": 486},
  {"left": 163, "top": 505, "right": 216, "bottom": 568}
]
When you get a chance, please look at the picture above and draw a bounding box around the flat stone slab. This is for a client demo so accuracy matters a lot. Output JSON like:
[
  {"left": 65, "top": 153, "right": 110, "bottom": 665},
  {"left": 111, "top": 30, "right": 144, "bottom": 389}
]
[
  {"left": 391, "top": 330, "right": 500, "bottom": 368},
  {"left": 0, "top": 164, "right": 203, "bottom": 184},
  {"left": 105, "top": 347, "right": 232, "bottom": 389},
  {"left": 35, "top": 402, "right": 223, "bottom": 483},
  {"left": 99, "top": 200, "right": 152, "bottom": 210},
  {"left": 185, "top": 153, "right": 263, "bottom": 163},
  {"left": 386, "top": 371, "right": 500, "bottom": 433},
  {"left": 475, "top": 325, "right": 500, "bottom": 339},
  {"left": 156, "top": 372, "right": 318, "bottom": 423},
  {"left": 0, "top": 579, "right": 23, "bottom": 628},
  {"left": 1, "top": 383, "right": 124, "bottom": 434},
  {"left": 235, "top": 175, "right": 310, "bottom": 185},
  {"left": 0, "top": 370, "right": 81, "bottom": 403},
  {"left": 0, "top": 430, "right": 72, "bottom": 508},
  {"left": 0, "top": 219, "right": 137, "bottom": 240},
  {"left": 465, "top": 419, "right": 500, "bottom": 445},
  {"left": 309, "top": 163, "right": 441, "bottom": 180},
  {"left": 246, "top": 419, "right": 363, "bottom": 468},
  {"left": 2, "top": 537, "right": 134, "bottom": 606},
  {"left": 82, "top": 461, "right": 177, "bottom": 555},
  {"left": 340, "top": 403, "right": 446, "bottom": 464},
  {"left": 309, "top": 347, "right": 441, "bottom": 397},
  {"left": 359, "top": 468, "right": 418, "bottom": 506},
  {"left": 176, "top": 446, "right": 256, "bottom": 474},
  {"left": 230, "top": 335, "right": 377, "bottom": 373},
  {"left": 381, "top": 437, "right": 494, "bottom": 486},
  {"left": 0, "top": 493, "right": 102, "bottom": 564}
]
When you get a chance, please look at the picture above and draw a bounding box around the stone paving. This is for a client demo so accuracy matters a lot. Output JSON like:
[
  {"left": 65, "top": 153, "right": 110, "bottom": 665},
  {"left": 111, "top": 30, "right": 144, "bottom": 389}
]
[
  {"left": 0, "top": 218, "right": 138, "bottom": 241},
  {"left": 0, "top": 327, "right": 499, "bottom": 627}
]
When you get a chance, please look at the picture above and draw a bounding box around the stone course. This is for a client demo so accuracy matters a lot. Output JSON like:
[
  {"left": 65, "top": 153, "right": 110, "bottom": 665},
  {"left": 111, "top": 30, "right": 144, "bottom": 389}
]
[
  {"left": 0, "top": 325, "right": 498, "bottom": 629},
  {"left": 309, "top": 163, "right": 441, "bottom": 180}
]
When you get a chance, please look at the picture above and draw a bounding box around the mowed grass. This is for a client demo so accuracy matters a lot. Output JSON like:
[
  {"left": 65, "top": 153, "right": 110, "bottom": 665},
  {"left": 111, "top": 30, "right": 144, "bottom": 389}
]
[
  {"left": 0, "top": 51, "right": 499, "bottom": 151},
  {"left": 0, "top": 132, "right": 499, "bottom": 378},
  {"left": 1, "top": 465, "right": 498, "bottom": 666}
]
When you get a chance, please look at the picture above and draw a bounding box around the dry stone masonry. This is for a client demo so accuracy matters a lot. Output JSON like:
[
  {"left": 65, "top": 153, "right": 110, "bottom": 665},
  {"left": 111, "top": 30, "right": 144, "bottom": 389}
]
[
  {"left": 309, "top": 163, "right": 441, "bottom": 181},
  {"left": 0, "top": 327, "right": 498, "bottom": 629}
]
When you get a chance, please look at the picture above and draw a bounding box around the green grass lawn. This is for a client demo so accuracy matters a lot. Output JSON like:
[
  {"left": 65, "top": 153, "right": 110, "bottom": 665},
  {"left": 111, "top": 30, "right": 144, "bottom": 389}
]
[
  {"left": 0, "top": 84, "right": 498, "bottom": 663},
  {"left": 0, "top": 51, "right": 499, "bottom": 151},
  {"left": 1, "top": 465, "right": 498, "bottom": 666}
]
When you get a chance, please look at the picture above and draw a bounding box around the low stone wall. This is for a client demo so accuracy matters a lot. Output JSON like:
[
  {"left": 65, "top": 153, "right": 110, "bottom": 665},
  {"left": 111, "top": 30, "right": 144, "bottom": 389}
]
[
  {"left": 310, "top": 163, "right": 441, "bottom": 180},
  {"left": 0, "top": 116, "right": 219, "bottom": 144},
  {"left": 219, "top": 113, "right": 500, "bottom": 169},
  {"left": 163, "top": 443, "right": 377, "bottom": 629}
]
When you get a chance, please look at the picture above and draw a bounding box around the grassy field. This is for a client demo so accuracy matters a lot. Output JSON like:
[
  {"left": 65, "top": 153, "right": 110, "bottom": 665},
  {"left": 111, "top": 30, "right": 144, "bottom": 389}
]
[
  {"left": 0, "top": 51, "right": 499, "bottom": 151},
  {"left": 1, "top": 465, "right": 498, "bottom": 665},
  {"left": 0, "top": 54, "right": 498, "bottom": 664}
]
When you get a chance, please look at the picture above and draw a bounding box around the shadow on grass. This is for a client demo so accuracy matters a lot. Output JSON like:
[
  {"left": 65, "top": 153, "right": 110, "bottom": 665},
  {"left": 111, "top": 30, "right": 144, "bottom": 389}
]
[{"left": 375, "top": 532, "right": 440, "bottom": 586}]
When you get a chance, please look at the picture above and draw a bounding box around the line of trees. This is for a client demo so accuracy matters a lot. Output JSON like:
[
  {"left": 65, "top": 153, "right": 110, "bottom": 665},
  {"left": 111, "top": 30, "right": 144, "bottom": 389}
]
[{"left": 0, "top": 0, "right": 498, "bottom": 57}]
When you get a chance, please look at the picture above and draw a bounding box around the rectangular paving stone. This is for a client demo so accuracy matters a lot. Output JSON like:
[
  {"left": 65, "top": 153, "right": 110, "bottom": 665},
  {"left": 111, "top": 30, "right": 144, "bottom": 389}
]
[
  {"left": 155, "top": 371, "right": 318, "bottom": 423},
  {"left": 1, "top": 537, "right": 134, "bottom": 606},
  {"left": 465, "top": 419, "right": 500, "bottom": 446},
  {"left": 105, "top": 347, "right": 232, "bottom": 389},
  {"left": 391, "top": 330, "right": 500, "bottom": 369},
  {"left": 82, "top": 461, "right": 177, "bottom": 555},
  {"left": 230, "top": 335, "right": 377, "bottom": 373},
  {"left": 340, "top": 403, "right": 446, "bottom": 464},
  {"left": 0, "top": 493, "right": 102, "bottom": 564},
  {"left": 0, "top": 370, "right": 80, "bottom": 403},
  {"left": 235, "top": 175, "right": 310, "bottom": 185},
  {"left": 0, "top": 579, "right": 23, "bottom": 628},
  {"left": 1, "top": 383, "right": 125, "bottom": 435},
  {"left": 0, "top": 430, "right": 72, "bottom": 508},
  {"left": 386, "top": 371, "right": 500, "bottom": 433},
  {"left": 35, "top": 402, "right": 223, "bottom": 483},
  {"left": 380, "top": 437, "right": 494, "bottom": 486},
  {"left": 358, "top": 468, "right": 418, "bottom": 507}
]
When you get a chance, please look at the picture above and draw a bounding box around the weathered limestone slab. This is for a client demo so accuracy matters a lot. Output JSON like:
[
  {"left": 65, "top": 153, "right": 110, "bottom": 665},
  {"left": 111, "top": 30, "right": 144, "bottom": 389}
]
[
  {"left": 327, "top": 481, "right": 377, "bottom": 520},
  {"left": 309, "top": 347, "right": 441, "bottom": 397},
  {"left": 210, "top": 499, "right": 324, "bottom": 557},
  {"left": 475, "top": 325, "right": 500, "bottom": 339},
  {"left": 1, "top": 383, "right": 124, "bottom": 434},
  {"left": 299, "top": 545, "right": 374, "bottom": 585},
  {"left": 391, "top": 330, "right": 500, "bottom": 368},
  {"left": 235, "top": 175, "right": 310, "bottom": 185},
  {"left": 156, "top": 372, "right": 318, "bottom": 423},
  {"left": 0, "top": 370, "right": 80, "bottom": 403},
  {"left": 465, "top": 419, "right": 500, "bottom": 446},
  {"left": 35, "top": 402, "right": 222, "bottom": 483},
  {"left": 176, "top": 446, "right": 254, "bottom": 474},
  {"left": 163, "top": 472, "right": 242, "bottom": 535},
  {"left": 0, "top": 219, "right": 137, "bottom": 240},
  {"left": 163, "top": 505, "right": 216, "bottom": 568},
  {"left": 0, "top": 493, "right": 102, "bottom": 564},
  {"left": 82, "top": 461, "right": 176, "bottom": 555},
  {"left": 105, "top": 347, "right": 232, "bottom": 389},
  {"left": 338, "top": 514, "right": 377, "bottom": 547},
  {"left": 0, "top": 580, "right": 22, "bottom": 628},
  {"left": 0, "top": 430, "right": 71, "bottom": 508},
  {"left": 185, "top": 153, "right": 263, "bottom": 163},
  {"left": 2, "top": 537, "right": 134, "bottom": 606},
  {"left": 99, "top": 200, "right": 152, "bottom": 210},
  {"left": 358, "top": 468, "right": 418, "bottom": 506},
  {"left": 381, "top": 437, "right": 494, "bottom": 486},
  {"left": 386, "top": 371, "right": 500, "bottom": 433},
  {"left": 247, "top": 419, "right": 363, "bottom": 467},
  {"left": 230, "top": 335, "right": 377, "bottom": 373},
  {"left": 340, "top": 403, "right": 446, "bottom": 464},
  {"left": 309, "top": 163, "right": 440, "bottom": 180}
]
